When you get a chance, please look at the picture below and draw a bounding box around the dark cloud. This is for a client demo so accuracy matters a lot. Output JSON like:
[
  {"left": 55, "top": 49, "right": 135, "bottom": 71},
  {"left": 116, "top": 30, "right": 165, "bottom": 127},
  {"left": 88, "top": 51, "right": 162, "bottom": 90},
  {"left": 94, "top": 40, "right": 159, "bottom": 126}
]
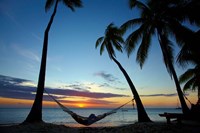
[
  {"left": 98, "top": 83, "right": 127, "bottom": 90},
  {"left": 140, "top": 93, "right": 178, "bottom": 97},
  {"left": 94, "top": 72, "right": 118, "bottom": 82},
  {"left": 65, "top": 84, "right": 91, "bottom": 91},
  {"left": 115, "top": 87, "right": 127, "bottom": 90},
  {"left": 98, "top": 83, "right": 111, "bottom": 88},
  {"left": 0, "top": 75, "right": 129, "bottom": 101}
]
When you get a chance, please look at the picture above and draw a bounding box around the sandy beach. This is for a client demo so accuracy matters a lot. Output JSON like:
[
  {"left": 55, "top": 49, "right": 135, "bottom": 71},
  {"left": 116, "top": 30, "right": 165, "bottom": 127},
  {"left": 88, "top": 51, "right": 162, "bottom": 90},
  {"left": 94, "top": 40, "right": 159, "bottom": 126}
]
[{"left": 1, "top": 121, "right": 200, "bottom": 133}]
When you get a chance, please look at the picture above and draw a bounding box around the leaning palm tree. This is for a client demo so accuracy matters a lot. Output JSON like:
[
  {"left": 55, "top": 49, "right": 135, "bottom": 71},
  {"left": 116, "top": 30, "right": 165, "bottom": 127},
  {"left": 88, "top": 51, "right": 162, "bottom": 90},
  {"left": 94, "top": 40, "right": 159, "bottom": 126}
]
[
  {"left": 24, "top": 0, "right": 82, "bottom": 123},
  {"left": 121, "top": 0, "right": 192, "bottom": 114},
  {"left": 96, "top": 23, "right": 151, "bottom": 122}
]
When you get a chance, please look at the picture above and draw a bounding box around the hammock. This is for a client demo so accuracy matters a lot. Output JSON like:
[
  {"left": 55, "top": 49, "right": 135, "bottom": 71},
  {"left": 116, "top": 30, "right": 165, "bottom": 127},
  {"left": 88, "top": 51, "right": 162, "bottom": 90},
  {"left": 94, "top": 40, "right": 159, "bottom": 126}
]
[{"left": 45, "top": 90, "right": 134, "bottom": 126}]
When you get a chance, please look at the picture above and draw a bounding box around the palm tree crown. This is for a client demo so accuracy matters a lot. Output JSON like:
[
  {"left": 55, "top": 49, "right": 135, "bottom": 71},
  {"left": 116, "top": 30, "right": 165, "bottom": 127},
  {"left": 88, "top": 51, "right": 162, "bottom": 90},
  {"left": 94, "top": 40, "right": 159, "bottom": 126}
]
[
  {"left": 45, "top": 0, "right": 82, "bottom": 12},
  {"left": 96, "top": 23, "right": 124, "bottom": 59}
]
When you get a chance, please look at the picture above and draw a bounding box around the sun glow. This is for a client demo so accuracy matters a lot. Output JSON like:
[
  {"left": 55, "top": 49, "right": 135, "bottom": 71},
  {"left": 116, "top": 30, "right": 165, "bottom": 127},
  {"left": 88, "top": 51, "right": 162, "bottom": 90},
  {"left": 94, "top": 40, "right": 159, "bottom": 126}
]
[{"left": 77, "top": 103, "right": 85, "bottom": 108}]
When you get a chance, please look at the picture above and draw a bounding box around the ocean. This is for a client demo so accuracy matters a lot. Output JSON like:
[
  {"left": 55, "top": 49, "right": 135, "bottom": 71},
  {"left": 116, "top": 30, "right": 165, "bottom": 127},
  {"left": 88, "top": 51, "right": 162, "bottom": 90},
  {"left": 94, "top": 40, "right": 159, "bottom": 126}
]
[{"left": 0, "top": 108, "right": 182, "bottom": 127}]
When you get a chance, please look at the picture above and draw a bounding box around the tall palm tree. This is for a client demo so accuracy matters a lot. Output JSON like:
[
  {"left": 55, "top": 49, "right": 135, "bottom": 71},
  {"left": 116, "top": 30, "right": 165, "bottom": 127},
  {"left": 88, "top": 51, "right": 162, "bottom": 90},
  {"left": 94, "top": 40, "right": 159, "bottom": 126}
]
[
  {"left": 24, "top": 0, "right": 82, "bottom": 123},
  {"left": 121, "top": 0, "right": 192, "bottom": 114},
  {"left": 96, "top": 23, "right": 151, "bottom": 122}
]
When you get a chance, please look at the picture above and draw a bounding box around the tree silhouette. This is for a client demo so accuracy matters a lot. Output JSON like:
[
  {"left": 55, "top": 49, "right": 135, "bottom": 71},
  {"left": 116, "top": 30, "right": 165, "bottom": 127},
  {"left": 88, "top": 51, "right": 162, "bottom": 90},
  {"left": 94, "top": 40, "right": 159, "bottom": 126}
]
[
  {"left": 96, "top": 23, "right": 151, "bottom": 122},
  {"left": 24, "top": 0, "right": 82, "bottom": 123},
  {"left": 121, "top": 0, "right": 194, "bottom": 114},
  {"left": 178, "top": 30, "right": 200, "bottom": 104}
]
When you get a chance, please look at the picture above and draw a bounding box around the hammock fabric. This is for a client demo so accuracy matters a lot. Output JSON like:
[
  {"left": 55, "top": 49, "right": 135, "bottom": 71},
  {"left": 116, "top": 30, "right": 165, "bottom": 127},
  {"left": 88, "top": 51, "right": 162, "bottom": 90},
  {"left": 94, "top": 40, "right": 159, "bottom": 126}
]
[{"left": 45, "top": 90, "right": 133, "bottom": 126}]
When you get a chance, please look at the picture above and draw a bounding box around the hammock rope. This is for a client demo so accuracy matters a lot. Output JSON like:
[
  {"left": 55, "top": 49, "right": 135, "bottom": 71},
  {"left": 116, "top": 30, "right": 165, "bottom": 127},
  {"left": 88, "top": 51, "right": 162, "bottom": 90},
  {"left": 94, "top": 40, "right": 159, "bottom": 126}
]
[
  {"left": 45, "top": 89, "right": 134, "bottom": 126},
  {"left": 183, "top": 92, "right": 193, "bottom": 105}
]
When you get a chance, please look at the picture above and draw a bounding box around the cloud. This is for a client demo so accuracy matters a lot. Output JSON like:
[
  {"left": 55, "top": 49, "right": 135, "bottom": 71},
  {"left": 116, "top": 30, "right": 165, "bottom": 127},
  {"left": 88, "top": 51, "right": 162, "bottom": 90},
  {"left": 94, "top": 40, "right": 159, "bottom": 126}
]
[
  {"left": 65, "top": 84, "right": 91, "bottom": 91},
  {"left": 94, "top": 71, "right": 118, "bottom": 82},
  {"left": 31, "top": 32, "right": 42, "bottom": 42},
  {"left": 98, "top": 83, "right": 127, "bottom": 90},
  {"left": 140, "top": 93, "right": 179, "bottom": 97},
  {"left": 0, "top": 75, "right": 129, "bottom": 101},
  {"left": 98, "top": 83, "right": 111, "bottom": 88},
  {"left": 12, "top": 44, "right": 40, "bottom": 62}
]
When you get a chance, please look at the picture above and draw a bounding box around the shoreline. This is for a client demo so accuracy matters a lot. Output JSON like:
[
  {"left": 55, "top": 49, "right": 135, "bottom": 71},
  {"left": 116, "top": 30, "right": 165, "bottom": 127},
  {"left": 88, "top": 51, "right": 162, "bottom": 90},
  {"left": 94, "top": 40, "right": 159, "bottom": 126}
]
[{"left": 1, "top": 121, "right": 200, "bottom": 133}]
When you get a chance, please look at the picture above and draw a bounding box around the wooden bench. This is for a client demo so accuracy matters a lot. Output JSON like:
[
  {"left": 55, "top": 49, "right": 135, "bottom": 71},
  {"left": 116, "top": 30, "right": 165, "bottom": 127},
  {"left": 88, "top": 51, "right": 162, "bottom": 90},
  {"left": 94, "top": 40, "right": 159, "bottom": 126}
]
[{"left": 159, "top": 112, "right": 184, "bottom": 124}]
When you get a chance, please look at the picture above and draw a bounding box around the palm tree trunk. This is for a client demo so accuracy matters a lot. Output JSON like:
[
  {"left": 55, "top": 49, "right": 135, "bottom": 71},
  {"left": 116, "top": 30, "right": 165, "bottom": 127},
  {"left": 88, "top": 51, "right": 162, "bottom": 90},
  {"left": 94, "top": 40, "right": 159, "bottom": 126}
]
[
  {"left": 169, "top": 62, "right": 190, "bottom": 114},
  {"left": 24, "top": 0, "right": 59, "bottom": 123},
  {"left": 157, "top": 30, "right": 190, "bottom": 115},
  {"left": 111, "top": 55, "right": 151, "bottom": 122},
  {"left": 197, "top": 86, "right": 200, "bottom": 104}
]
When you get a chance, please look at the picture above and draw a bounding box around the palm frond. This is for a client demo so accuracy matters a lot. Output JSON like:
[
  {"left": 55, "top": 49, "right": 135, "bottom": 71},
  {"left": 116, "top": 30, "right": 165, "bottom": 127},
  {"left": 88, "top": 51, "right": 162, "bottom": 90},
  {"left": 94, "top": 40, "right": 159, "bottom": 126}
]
[
  {"left": 129, "top": 0, "right": 137, "bottom": 9},
  {"left": 136, "top": 27, "right": 152, "bottom": 68},
  {"left": 125, "top": 23, "right": 148, "bottom": 57},
  {"left": 177, "top": 45, "right": 196, "bottom": 68},
  {"left": 95, "top": 37, "right": 104, "bottom": 49},
  {"left": 158, "top": 31, "right": 174, "bottom": 77},
  {"left": 185, "top": 0, "right": 200, "bottom": 26},
  {"left": 112, "top": 40, "right": 123, "bottom": 53},
  {"left": 121, "top": 18, "right": 144, "bottom": 33},
  {"left": 192, "top": 80, "right": 199, "bottom": 91},
  {"left": 106, "top": 42, "right": 116, "bottom": 59},
  {"left": 179, "top": 69, "right": 195, "bottom": 84},
  {"left": 129, "top": 0, "right": 149, "bottom": 11},
  {"left": 63, "top": 0, "right": 82, "bottom": 12},
  {"left": 114, "top": 36, "right": 125, "bottom": 44},
  {"left": 168, "top": 19, "right": 194, "bottom": 47},
  {"left": 176, "top": 29, "right": 200, "bottom": 67},
  {"left": 175, "top": 0, "right": 200, "bottom": 26},
  {"left": 96, "top": 23, "right": 124, "bottom": 60},
  {"left": 99, "top": 41, "right": 105, "bottom": 56},
  {"left": 183, "top": 77, "right": 195, "bottom": 92},
  {"left": 45, "top": 0, "right": 55, "bottom": 12}
]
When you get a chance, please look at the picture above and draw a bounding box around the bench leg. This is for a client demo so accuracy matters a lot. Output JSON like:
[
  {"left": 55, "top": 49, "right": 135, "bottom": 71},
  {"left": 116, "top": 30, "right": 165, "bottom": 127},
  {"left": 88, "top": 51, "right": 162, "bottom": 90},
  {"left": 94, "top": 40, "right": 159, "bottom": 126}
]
[
  {"left": 177, "top": 118, "right": 182, "bottom": 124},
  {"left": 166, "top": 117, "right": 171, "bottom": 124}
]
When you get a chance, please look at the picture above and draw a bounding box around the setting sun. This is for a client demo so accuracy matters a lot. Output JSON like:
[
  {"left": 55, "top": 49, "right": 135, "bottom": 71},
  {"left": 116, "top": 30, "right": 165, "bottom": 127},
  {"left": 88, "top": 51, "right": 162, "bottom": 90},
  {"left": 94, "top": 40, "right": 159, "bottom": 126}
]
[{"left": 77, "top": 103, "right": 85, "bottom": 108}]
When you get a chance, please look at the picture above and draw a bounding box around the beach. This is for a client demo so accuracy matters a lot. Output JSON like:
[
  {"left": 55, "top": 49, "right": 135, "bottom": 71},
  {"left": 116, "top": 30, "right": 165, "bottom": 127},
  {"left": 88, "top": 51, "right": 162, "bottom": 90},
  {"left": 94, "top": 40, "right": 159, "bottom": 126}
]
[
  {"left": 1, "top": 122, "right": 200, "bottom": 133},
  {"left": 1, "top": 108, "right": 200, "bottom": 132}
]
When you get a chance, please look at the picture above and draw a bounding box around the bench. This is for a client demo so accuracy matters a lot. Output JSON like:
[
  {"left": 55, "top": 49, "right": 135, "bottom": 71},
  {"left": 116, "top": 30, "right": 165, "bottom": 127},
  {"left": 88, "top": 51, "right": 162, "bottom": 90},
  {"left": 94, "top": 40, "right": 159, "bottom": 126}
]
[{"left": 159, "top": 112, "right": 184, "bottom": 124}]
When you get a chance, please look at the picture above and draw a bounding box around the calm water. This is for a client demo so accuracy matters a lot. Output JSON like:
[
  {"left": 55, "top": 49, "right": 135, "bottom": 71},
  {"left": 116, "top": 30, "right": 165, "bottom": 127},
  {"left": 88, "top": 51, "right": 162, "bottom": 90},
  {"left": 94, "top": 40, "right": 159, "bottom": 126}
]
[{"left": 0, "top": 108, "right": 182, "bottom": 127}]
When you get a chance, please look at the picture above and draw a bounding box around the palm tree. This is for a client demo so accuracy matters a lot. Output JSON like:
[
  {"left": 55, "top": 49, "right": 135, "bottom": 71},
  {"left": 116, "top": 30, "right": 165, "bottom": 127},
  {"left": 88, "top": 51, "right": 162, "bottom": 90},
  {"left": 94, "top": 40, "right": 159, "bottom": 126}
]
[
  {"left": 121, "top": 0, "right": 192, "bottom": 114},
  {"left": 179, "top": 66, "right": 200, "bottom": 104},
  {"left": 178, "top": 30, "right": 200, "bottom": 105},
  {"left": 24, "top": 0, "right": 82, "bottom": 123},
  {"left": 96, "top": 23, "right": 151, "bottom": 122}
]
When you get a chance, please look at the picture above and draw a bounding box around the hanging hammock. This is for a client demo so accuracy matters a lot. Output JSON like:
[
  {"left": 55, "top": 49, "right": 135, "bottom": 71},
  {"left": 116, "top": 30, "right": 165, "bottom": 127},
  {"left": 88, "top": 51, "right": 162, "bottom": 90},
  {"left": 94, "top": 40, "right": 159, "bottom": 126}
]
[{"left": 45, "top": 89, "right": 134, "bottom": 126}]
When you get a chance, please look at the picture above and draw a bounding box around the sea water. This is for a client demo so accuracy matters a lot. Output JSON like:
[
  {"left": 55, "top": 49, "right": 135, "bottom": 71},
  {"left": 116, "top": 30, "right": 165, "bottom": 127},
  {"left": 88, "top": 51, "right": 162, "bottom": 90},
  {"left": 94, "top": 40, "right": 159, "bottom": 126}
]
[{"left": 0, "top": 108, "right": 182, "bottom": 127}]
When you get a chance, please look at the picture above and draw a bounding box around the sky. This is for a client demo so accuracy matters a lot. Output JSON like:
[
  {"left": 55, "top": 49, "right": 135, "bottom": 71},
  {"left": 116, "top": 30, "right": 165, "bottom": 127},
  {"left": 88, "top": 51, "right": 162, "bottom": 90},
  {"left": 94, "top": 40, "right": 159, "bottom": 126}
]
[{"left": 0, "top": 0, "right": 197, "bottom": 108}]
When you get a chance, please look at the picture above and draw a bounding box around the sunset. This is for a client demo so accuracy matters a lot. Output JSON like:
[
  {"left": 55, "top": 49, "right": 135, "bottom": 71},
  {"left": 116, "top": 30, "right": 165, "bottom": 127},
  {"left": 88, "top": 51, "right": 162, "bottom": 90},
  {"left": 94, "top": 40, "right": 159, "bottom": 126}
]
[
  {"left": 0, "top": 0, "right": 200, "bottom": 132},
  {"left": 0, "top": 74, "right": 196, "bottom": 108}
]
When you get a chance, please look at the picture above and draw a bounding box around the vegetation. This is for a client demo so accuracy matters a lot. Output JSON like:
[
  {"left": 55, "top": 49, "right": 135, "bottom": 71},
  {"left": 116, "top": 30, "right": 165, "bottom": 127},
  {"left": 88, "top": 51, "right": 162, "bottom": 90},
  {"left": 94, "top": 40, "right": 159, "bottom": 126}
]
[
  {"left": 96, "top": 23, "right": 151, "bottom": 122},
  {"left": 24, "top": 0, "right": 82, "bottom": 123},
  {"left": 25, "top": 0, "right": 199, "bottom": 123},
  {"left": 120, "top": 0, "right": 200, "bottom": 114},
  {"left": 178, "top": 30, "right": 200, "bottom": 105}
]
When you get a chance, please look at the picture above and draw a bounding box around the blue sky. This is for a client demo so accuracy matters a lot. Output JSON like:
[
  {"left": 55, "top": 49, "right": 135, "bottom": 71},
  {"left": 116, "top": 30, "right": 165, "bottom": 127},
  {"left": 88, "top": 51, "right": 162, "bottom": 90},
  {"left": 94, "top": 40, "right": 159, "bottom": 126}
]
[{"left": 0, "top": 0, "right": 197, "bottom": 108}]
